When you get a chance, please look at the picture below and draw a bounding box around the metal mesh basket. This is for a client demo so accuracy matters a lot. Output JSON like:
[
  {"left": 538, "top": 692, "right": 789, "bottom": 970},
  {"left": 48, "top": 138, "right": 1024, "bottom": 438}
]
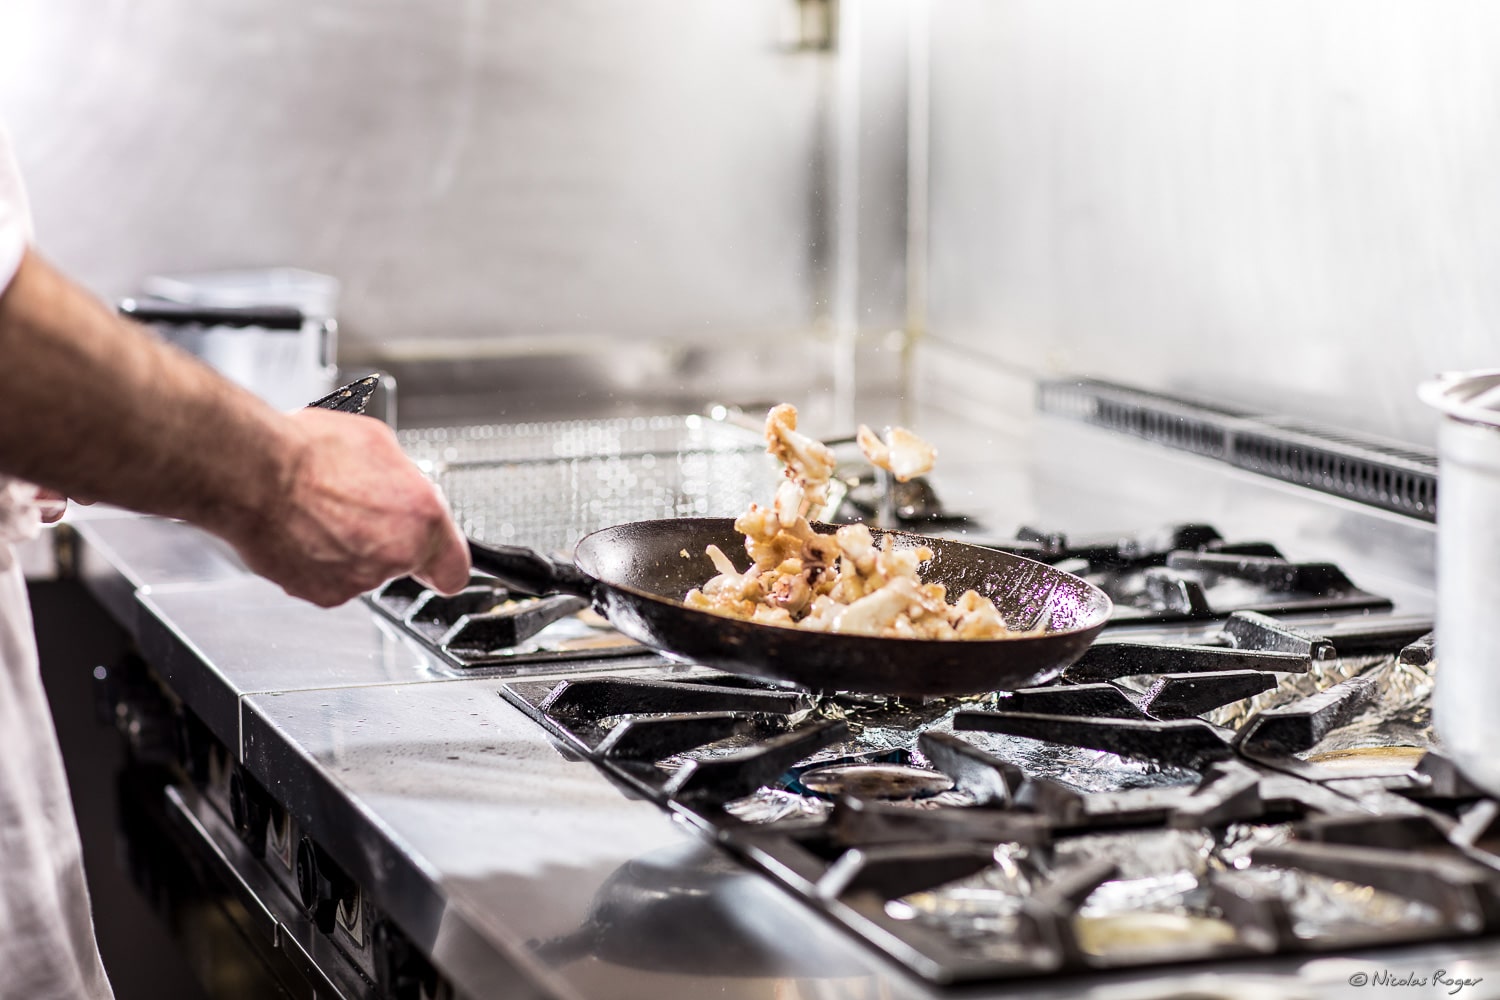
[{"left": 400, "top": 415, "right": 777, "bottom": 554}]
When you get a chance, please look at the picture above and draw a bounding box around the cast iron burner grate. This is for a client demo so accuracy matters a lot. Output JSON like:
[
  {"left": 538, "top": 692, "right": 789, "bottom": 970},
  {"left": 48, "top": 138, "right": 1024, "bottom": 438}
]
[
  {"left": 498, "top": 609, "right": 1500, "bottom": 986},
  {"left": 364, "top": 574, "right": 652, "bottom": 672},
  {"left": 978, "top": 523, "right": 1392, "bottom": 623}
]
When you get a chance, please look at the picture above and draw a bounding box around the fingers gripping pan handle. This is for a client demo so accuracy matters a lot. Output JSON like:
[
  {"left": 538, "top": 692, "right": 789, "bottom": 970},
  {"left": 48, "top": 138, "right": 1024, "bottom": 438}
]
[{"left": 467, "top": 539, "right": 596, "bottom": 600}]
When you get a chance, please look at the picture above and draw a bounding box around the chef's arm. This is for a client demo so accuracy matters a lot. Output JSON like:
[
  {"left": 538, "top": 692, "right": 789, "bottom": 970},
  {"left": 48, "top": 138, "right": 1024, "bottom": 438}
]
[{"left": 0, "top": 249, "right": 470, "bottom": 605}]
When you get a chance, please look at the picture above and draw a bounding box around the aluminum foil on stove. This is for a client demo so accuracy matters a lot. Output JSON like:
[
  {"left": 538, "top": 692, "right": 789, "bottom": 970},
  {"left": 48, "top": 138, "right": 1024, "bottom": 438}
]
[
  {"left": 932, "top": 722, "right": 1202, "bottom": 792},
  {"left": 886, "top": 844, "right": 1036, "bottom": 961},
  {"left": 1052, "top": 828, "right": 1230, "bottom": 960},
  {"left": 1046, "top": 828, "right": 1217, "bottom": 881},
  {"left": 673, "top": 696, "right": 989, "bottom": 823},
  {"left": 891, "top": 831, "right": 1239, "bottom": 962},
  {"left": 1071, "top": 866, "right": 1239, "bottom": 959},
  {"left": 1202, "top": 652, "right": 1388, "bottom": 731},
  {"left": 1219, "top": 865, "right": 1444, "bottom": 940},
  {"left": 1297, "top": 652, "right": 1437, "bottom": 763},
  {"left": 724, "top": 788, "right": 832, "bottom": 824},
  {"left": 891, "top": 818, "right": 1446, "bottom": 963},
  {"left": 1213, "top": 822, "right": 1294, "bottom": 870}
]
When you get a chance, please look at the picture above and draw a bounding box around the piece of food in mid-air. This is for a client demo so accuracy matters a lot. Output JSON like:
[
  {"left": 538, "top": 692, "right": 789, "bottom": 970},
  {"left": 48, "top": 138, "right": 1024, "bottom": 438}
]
[{"left": 857, "top": 423, "right": 937, "bottom": 482}]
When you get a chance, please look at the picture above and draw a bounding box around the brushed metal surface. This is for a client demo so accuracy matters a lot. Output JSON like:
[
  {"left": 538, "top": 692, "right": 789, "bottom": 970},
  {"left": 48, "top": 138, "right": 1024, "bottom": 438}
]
[
  {"left": 924, "top": 1, "right": 1500, "bottom": 447},
  {"left": 0, "top": 1, "right": 829, "bottom": 357}
]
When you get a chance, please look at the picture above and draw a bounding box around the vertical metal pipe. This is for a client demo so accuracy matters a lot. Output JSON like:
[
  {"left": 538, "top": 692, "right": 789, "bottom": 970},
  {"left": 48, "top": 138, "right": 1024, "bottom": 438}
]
[
  {"left": 902, "top": 0, "right": 932, "bottom": 427},
  {"left": 831, "top": 0, "right": 862, "bottom": 429}
]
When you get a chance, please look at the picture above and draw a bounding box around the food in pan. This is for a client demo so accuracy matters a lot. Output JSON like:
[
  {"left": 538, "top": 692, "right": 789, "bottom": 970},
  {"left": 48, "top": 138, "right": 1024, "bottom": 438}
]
[{"left": 684, "top": 405, "right": 1036, "bottom": 639}]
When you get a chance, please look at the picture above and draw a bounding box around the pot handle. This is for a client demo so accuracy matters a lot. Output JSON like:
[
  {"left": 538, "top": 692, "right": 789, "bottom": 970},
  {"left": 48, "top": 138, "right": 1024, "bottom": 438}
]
[
  {"left": 467, "top": 539, "right": 596, "bottom": 600},
  {"left": 119, "top": 298, "right": 306, "bottom": 330}
]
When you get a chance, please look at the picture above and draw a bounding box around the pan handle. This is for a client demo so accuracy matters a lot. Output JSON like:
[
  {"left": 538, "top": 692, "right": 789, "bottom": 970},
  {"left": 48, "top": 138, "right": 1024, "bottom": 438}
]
[{"left": 467, "top": 539, "right": 596, "bottom": 600}]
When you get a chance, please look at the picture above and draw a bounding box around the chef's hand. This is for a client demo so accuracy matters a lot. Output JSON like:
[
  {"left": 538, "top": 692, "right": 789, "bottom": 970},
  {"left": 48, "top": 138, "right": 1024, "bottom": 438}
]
[{"left": 223, "top": 408, "right": 471, "bottom": 608}]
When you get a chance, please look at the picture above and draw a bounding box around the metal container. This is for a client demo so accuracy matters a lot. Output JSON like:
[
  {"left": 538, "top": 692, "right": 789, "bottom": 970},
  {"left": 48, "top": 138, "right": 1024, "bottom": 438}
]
[
  {"left": 135, "top": 268, "right": 339, "bottom": 412},
  {"left": 1419, "top": 369, "right": 1500, "bottom": 795}
]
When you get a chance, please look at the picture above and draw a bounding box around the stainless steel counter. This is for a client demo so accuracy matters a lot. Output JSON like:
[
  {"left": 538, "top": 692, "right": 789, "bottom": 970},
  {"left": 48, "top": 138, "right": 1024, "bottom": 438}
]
[{"left": 63, "top": 415, "right": 1500, "bottom": 1000}]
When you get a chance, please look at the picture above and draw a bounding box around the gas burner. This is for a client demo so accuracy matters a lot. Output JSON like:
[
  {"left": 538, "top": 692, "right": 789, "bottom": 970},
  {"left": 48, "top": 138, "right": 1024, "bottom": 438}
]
[
  {"left": 798, "top": 763, "right": 955, "bottom": 801},
  {"left": 366, "top": 574, "right": 644, "bottom": 671},
  {"left": 981, "top": 523, "right": 1394, "bottom": 623}
]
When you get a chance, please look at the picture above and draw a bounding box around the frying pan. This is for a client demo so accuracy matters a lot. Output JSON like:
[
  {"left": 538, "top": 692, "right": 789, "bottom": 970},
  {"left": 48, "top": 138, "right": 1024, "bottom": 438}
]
[{"left": 467, "top": 519, "right": 1112, "bottom": 696}]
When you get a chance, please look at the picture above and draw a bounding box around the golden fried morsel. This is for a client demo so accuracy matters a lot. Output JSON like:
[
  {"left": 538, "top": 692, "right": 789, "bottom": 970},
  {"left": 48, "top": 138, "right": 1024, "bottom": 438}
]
[
  {"left": 857, "top": 423, "right": 937, "bottom": 483},
  {"left": 765, "top": 404, "right": 837, "bottom": 508}
]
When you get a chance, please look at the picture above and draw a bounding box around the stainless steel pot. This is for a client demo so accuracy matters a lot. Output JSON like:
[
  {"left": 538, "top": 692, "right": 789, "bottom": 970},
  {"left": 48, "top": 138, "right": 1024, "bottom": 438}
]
[{"left": 1419, "top": 369, "right": 1500, "bottom": 795}]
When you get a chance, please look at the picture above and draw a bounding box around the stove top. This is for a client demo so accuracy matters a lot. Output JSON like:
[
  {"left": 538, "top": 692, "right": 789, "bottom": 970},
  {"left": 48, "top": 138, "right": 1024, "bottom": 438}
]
[
  {"left": 494, "top": 624, "right": 1478, "bottom": 985},
  {"left": 368, "top": 518, "right": 1494, "bottom": 987}
]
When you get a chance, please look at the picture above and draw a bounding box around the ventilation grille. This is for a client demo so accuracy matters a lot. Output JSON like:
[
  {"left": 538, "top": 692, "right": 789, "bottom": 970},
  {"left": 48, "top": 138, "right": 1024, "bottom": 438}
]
[{"left": 1039, "top": 380, "right": 1438, "bottom": 521}]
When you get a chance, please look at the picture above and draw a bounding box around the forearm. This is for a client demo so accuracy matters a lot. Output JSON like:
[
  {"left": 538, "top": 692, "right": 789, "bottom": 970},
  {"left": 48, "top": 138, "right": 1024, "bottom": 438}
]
[{"left": 0, "top": 249, "right": 296, "bottom": 541}]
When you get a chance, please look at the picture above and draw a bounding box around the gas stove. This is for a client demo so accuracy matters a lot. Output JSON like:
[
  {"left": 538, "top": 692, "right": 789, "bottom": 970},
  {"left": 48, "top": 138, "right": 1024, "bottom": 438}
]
[
  {"left": 74, "top": 386, "right": 1483, "bottom": 1000},
  {"left": 360, "top": 512, "right": 1487, "bottom": 989}
]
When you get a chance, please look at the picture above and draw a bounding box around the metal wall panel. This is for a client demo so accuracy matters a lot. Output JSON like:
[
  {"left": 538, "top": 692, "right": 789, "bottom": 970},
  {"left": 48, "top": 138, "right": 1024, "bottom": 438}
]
[
  {"left": 0, "top": 1, "right": 830, "bottom": 359},
  {"left": 925, "top": 1, "right": 1500, "bottom": 446}
]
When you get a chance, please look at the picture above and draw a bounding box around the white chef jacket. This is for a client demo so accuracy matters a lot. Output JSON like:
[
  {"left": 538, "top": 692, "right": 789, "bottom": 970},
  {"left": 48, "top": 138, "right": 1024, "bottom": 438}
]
[{"left": 0, "top": 126, "right": 115, "bottom": 1000}]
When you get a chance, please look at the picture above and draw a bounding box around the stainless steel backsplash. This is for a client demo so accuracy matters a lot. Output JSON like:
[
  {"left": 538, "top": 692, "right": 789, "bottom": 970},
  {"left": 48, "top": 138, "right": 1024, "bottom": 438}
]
[
  {"left": 0, "top": 1, "right": 833, "bottom": 364},
  {"left": 7, "top": 1, "right": 1490, "bottom": 447},
  {"left": 923, "top": 0, "right": 1500, "bottom": 447}
]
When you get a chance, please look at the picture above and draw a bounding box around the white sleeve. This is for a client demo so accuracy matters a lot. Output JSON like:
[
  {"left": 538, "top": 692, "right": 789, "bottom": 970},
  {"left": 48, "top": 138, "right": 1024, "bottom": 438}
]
[{"left": 0, "top": 125, "right": 34, "bottom": 296}]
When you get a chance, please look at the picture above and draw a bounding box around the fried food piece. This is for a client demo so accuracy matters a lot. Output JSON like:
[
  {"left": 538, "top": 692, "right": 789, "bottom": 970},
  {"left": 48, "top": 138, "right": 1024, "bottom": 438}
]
[
  {"left": 857, "top": 424, "right": 937, "bottom": 482},
  {"left": 765, "top": 403, "right": 837, "bottom": 509}
]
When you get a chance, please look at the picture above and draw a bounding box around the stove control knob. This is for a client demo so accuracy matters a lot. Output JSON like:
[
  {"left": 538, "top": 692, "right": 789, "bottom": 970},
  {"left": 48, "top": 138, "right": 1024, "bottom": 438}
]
[
  {"left": 228, "top": 767, "right": 270, "bottom": 858},
  {"left": 297, "top": 837, "right": 355, "bottom": 935}
]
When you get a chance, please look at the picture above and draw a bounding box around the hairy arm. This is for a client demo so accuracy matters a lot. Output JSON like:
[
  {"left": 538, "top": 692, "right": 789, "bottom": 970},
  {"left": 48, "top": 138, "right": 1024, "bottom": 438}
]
[{"left": 0, "top": 250, "right": 470, "bottom": 605}]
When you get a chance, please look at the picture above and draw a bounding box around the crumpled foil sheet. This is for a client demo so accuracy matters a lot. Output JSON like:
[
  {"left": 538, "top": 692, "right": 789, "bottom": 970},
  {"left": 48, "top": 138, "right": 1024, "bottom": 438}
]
[
  {"left": 1078, "top": 871, "right": 1204, "bottom": 916},
  {"left": 662, "top": 689, "right": 1204, "bottom": 826},
  {"left": 892, "top": 834, "right": 1234, "bottom": 961},
  {"left": 1214, "top": 822, "right": 1294, "bottom": 870},
  {"left": 933, "top": 723, "right": 1202, "bottom": 792},
  {"left": 890, "top": 822, "right": 1446, "bottom": 959},
  {"left": 885, "top": 845, "right": 1036, "bottom": 961},
  {"left": 656, "top": 694, "right": 978, "bottom": 777},
  {"left": 679, "top": 704, "right": 1202, "bottom": 830},
  {"left": 1202, "top": 652, "right": 1389, "bottom": 731},
  {"left": 1298, "top": 652, "right": 1436, "bottom": 760},
  {"left": 724, "top": 788, "right": 832, "bottom": 824},
  {"left": 1219, "top": 866, "right": 1444, "bottom": 940},
  {"left": 1047, "top": 829, "right": 1216, "bottom": 881},
  {"left": 664, "top": 697, "right": 989, "bottom": 822},
  {"left": 722, "top": 785, "right": 976, "bottom": 823}
]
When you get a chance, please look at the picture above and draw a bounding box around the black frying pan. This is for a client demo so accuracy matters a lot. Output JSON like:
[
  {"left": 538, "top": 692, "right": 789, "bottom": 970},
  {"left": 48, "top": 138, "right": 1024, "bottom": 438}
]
[{"left": 468, "top": 518, "right": 1111, "bottom": 696}]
